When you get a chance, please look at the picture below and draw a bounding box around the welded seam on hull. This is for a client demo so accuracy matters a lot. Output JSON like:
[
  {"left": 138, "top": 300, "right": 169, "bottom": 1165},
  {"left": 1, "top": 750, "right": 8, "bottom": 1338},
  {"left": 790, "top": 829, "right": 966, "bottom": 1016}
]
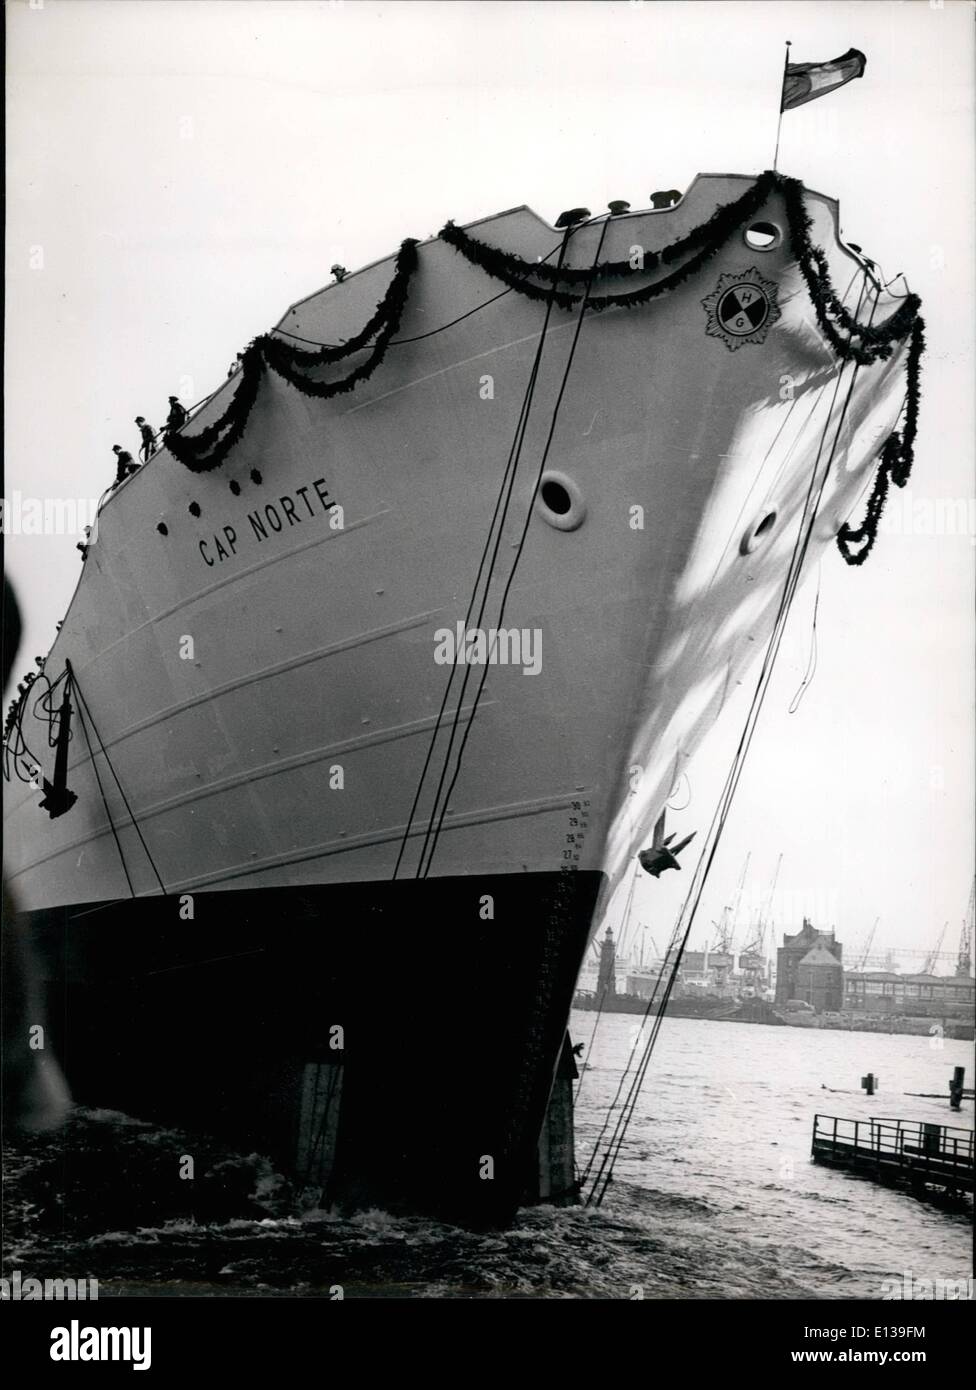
[
  {"left": 170, "top": 789, "right": 589, "bottom": 891},
  {"left": 9, "top": 788, "right": 586, "bottom": 895},
  {"left": 5, "top": 611, "right": 439, "bottom": 804},
  {"left": 341, "top": 321, "right": 579, "bottom": 417},
  {"left": 4, "top": 698, "right": 497, "bottom": 870},
  {"left": 67, "top": 509, "right": 389, "bottom": 679}
]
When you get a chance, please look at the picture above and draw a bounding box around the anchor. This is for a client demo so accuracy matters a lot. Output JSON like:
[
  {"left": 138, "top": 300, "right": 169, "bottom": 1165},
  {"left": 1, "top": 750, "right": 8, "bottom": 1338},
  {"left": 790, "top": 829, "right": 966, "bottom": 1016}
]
[
  {"left": 638, "top": 809, "right": 696, "bottom": 878},
  {"left": 38, "top": 676, "right": 77, "bottom": 819}
]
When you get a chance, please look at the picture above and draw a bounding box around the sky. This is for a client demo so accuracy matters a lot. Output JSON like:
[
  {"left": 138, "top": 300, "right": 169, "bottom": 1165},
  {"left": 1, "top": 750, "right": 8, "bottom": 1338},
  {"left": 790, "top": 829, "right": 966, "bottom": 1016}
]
[{"left": 4, "top": 0, "right": 974, "bottom": 967}]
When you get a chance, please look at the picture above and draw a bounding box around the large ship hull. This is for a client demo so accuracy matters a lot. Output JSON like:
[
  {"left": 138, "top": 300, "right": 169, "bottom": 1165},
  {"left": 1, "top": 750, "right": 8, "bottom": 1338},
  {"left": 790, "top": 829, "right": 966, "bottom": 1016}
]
[{"left": 3, "top": 173, "right": 915, "bottom": 1222}]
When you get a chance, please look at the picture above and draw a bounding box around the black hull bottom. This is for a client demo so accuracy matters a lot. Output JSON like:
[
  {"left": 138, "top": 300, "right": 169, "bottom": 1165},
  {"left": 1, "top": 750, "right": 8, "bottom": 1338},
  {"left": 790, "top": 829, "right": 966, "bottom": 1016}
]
[{"left": 9, "top": 871, "right": 601, "bottom": 1227}]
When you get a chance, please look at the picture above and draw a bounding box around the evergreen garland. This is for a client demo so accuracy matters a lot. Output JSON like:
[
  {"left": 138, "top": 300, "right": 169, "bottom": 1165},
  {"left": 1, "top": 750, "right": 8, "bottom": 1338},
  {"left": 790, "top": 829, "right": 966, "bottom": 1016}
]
[
  {"left": 777, "top": 175, "right": 922, "bottom": 366},
  {"left": 166, "top": 239, "right": 419, "bottom": 470},
  {"left": 263, "top": 238, "right": 419, "bottom": 370},
  {"left": 836, "top": 317, "right": 926, "bottom": 565},
  {"left": 441, "top": 171, "right": 923, "bottom": 348},
  {"left": 162, "top": 179, "right": 924, "bottom": 569},
  {"left": 440, "top": 171, "right": 779, "bottom": 290},
  {"left": 440, "top": 172, "right": 782, "bottom": 311},
  {"left": 443, "top": 172, "right": 925, "bottom": 570},
  {"left": 166, "top": 341, "right": 265, "bottom": 473},
  {"left": 261, "top": 239, "right": 419, "bottom": 398}
]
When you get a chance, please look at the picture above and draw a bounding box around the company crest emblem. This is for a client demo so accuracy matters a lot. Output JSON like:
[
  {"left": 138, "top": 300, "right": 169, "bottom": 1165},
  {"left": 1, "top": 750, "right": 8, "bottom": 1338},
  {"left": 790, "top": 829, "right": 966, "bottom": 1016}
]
[{"left": 702, "top": 268, "right": 780, "bottom": 350}]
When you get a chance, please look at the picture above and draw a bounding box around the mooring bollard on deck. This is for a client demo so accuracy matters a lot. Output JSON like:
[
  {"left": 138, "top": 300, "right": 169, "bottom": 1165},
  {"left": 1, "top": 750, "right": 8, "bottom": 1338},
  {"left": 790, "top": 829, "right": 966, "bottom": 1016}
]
[{"left": 861, "top": 1072, "right": 878, "bottom": 1097}]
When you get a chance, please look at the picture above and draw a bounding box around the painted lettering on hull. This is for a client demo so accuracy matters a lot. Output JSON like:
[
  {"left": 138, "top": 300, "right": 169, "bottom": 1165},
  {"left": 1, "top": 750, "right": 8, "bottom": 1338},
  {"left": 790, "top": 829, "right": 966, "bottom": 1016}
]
[{"left": 197, "top": 475, "right": 339, "bottom": 565}]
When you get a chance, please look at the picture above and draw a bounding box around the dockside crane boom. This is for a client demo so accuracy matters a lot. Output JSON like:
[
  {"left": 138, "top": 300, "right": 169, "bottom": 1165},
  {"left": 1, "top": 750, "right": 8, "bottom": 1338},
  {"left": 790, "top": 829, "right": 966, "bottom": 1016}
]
[
  {"left": 957, "top": 882, "right": 974, "bottom": 978},
  {"left": 923, "top": 922, "right": 948, "bottom": 977},
  {"left": 856, "top": 917, "right": 880, "bottom": 972},
  {"left": 740, "top": 853, "right": 782, "bottom": 975},
  {"left": 712, "top": 852, "right": 751, "bottom": 954}
]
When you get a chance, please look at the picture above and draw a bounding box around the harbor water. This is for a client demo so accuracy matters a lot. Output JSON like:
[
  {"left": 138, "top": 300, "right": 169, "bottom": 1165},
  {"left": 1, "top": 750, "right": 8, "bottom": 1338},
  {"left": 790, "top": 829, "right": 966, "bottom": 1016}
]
[{"left": 2, "top": 1016, "right": 971, "bottom": 1299}]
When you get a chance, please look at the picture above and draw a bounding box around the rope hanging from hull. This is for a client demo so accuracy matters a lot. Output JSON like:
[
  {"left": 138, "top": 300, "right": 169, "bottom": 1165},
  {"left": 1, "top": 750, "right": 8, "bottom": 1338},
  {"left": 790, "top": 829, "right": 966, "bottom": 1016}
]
[
  {"left": 415, "top": 218, "right": 612, "bottom": 882},
  {"left": 583, "top": 279, "right": 877, "bottom": 1205},
  {"left": 67, "top": 661, "right": 168, "bottom": 895},
  {"left": 391, "top": 224, "right": 580, "bottom": 879},
  {"left": 3, "top": 668, "right": 72, "bottom": 788}
]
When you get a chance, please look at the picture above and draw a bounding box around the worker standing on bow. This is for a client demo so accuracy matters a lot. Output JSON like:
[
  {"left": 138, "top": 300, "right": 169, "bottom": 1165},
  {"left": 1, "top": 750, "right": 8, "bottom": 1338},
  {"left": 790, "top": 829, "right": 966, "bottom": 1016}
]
[
  {"left": 135, "top": 416, "right": 157, "bottom": 463},
  {"left": 112, "top": 444, "right": 139, "bottom": 486},
  {"left": 163, "top": 396, "right": 188, "bottom": 439}
]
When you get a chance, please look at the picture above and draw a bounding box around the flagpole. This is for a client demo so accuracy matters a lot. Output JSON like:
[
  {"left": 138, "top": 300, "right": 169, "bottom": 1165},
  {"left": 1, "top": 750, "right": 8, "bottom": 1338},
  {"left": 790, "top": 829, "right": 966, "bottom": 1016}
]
[{"left": 772, "top": 40, "right": 791, "bottom": 172}]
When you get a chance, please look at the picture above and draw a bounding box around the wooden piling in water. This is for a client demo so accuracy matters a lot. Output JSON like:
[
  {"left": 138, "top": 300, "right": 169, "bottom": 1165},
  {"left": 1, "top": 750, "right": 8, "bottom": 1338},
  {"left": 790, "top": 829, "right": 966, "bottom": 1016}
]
[{"left": 950, "top": 1066, "right": 965, "bottom": 1111}]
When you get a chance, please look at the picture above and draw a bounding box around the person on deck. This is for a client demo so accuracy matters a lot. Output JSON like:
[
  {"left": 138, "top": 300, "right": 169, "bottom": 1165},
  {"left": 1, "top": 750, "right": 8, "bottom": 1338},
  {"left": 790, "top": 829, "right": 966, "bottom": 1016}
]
[
  {"left": 135, "top": 416, "right": 157, "bottom": 463},
  {"left": 164, "top": 396, "right": 188, "bottom": 437},
  {"left": 112, "top": 444, "right": 139, "bottom": 486}
]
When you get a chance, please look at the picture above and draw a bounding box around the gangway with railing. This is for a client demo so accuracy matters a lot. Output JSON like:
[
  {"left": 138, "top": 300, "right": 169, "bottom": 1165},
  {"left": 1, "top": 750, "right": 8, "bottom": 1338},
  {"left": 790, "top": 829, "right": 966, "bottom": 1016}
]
[{"left": 812, "top": 1114, "right": 974, "bottom": 1198}]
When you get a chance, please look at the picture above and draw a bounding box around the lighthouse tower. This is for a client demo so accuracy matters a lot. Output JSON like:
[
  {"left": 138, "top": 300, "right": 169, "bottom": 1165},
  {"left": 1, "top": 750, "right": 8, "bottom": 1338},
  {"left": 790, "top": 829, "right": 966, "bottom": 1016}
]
[{"left": 597, "top": 926, "right": 618, "bottom": 999}]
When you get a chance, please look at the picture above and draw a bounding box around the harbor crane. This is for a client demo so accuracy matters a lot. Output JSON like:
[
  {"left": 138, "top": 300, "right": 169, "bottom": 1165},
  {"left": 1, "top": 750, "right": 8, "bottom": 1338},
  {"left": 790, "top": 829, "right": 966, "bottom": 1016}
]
[
  {"left": 711, "top": 852, "right": 751, "bottom": 955},
  {"left": 856, "top": 917, "right": 880, "bottom": 971},
  {"left": 923, "top": 922, "right": 948, "bottom": 977},
  {"left": 957, "top": 882, "right": 974, "bottom": 977},
  {"left": 739, "top": 853, "right": 782, "bottom": 993}
]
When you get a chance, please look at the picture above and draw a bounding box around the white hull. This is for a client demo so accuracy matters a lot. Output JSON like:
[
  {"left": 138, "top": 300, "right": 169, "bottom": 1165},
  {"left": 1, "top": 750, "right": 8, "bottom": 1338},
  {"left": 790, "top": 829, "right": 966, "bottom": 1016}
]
[{"left": 3, "top": 175, "right": 911, "bottom": 919}]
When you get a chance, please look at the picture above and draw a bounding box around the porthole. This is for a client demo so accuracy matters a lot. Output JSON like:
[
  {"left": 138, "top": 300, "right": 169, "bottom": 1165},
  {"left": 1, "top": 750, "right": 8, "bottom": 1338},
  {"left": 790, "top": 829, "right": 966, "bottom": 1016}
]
[
  {"left": 536, "top": 472, "right": 586, "bottom": 531},
  {"left": 541, "top": 479, "right": 571, "bottom": 515},
  {"left": 740, "top": 509, "right": 778, "bottom": 555},
  {"left": 743, "top": 222, "right": 781, "bottom": 252}
]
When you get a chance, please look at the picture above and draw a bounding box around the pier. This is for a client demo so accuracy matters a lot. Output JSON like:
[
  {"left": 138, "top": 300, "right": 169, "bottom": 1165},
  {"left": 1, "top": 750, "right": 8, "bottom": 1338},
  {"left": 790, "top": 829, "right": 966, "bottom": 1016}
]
[{"left": 812, "top": 1114, "right": 974, "bottom": 1199}]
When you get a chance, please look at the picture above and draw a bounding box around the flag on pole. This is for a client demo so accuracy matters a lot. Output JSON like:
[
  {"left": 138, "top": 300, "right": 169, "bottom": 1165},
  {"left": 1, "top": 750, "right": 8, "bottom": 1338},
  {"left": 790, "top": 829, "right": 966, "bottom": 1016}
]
[{"left": 780, "top": 47, "right": 866, "bottom": 111}]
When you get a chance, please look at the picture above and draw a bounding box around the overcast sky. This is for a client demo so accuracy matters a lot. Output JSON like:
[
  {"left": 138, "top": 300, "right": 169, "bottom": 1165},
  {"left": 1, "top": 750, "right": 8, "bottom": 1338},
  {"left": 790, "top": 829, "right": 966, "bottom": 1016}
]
[{"left": 5, "top": 0, "right": 974, "bottom": 965}]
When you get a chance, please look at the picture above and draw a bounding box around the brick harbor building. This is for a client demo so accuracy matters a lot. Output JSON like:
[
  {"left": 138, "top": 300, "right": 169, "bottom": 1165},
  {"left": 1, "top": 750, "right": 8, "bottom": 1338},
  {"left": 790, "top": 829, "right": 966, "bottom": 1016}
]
[{"left": 775, "top": 919, "right": 843, "bottom": 1012}]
